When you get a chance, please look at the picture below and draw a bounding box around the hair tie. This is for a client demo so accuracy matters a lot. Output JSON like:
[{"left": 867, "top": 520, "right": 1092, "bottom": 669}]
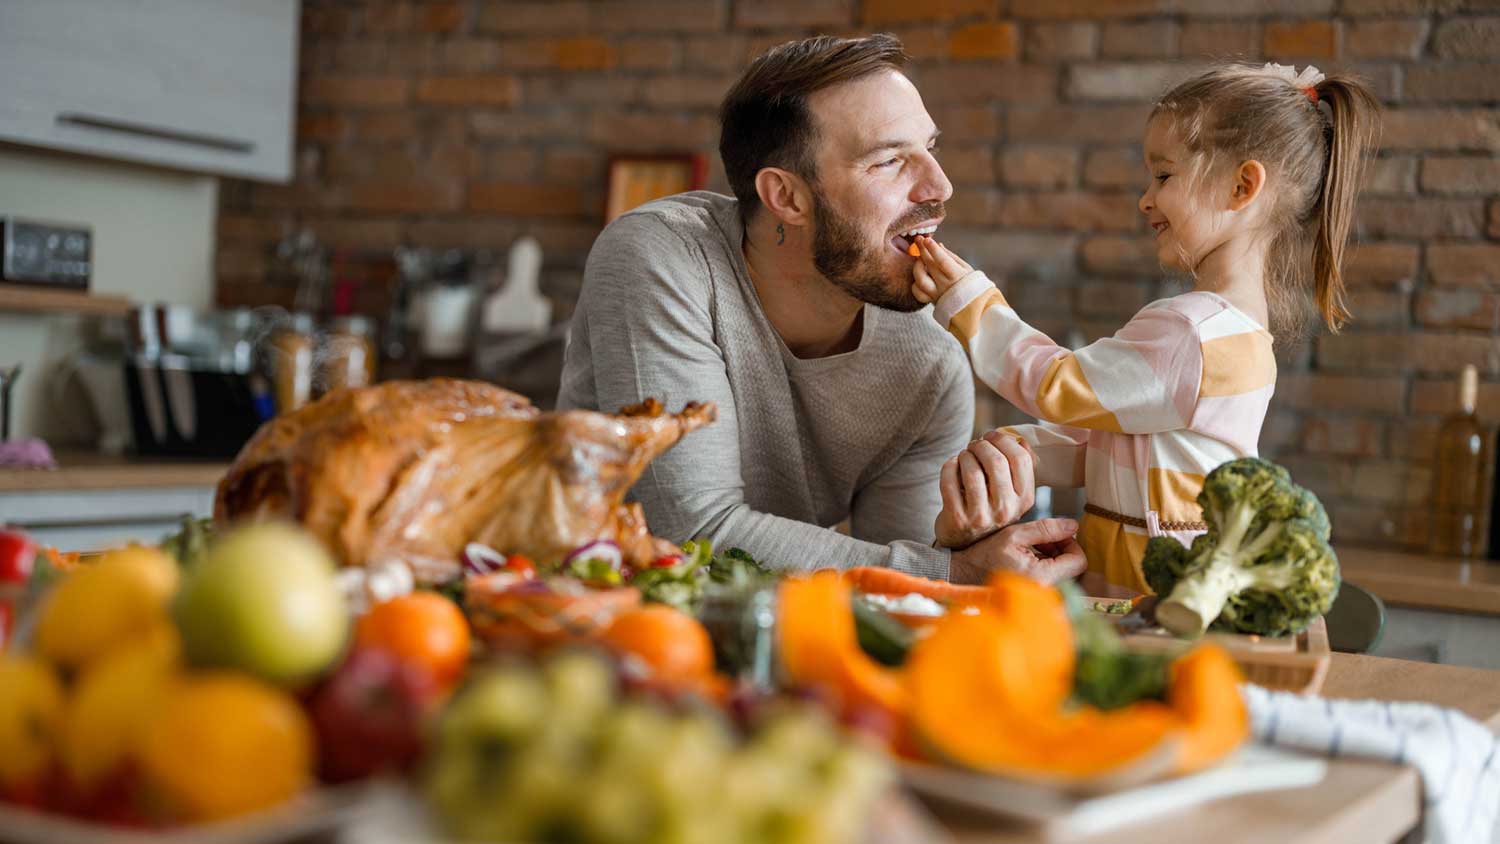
[
  {"left": 1301, "top": 85, "right": 1318, "bottom": 103},
  {"left": 1261, "top": 62, "right": 1325, "bottom": 103}
]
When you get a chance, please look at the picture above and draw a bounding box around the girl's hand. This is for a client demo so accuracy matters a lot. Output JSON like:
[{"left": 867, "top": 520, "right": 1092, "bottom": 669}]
[{"left": 910, "top": 236, "right": 974, "bottom": 305}]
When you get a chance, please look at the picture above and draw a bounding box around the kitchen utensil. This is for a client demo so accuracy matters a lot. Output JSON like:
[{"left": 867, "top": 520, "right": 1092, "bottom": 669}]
[{"left": 481, "top": 236, "right": 550, "bottom": 335}]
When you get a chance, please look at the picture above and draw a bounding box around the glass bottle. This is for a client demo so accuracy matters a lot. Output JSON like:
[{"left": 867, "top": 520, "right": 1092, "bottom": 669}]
[
  {"left": 320, "top": 316, "right": 375, "bottom": 394},
  {"left": 1431, "top": 365, "right": 1489, "bottom": 557},
  {"left": 270, "top": 312, "right": 316, "bottom": 415}
]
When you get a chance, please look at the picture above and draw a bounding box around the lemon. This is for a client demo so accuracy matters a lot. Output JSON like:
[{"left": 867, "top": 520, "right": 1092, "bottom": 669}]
[
  {"left": 35, "top": 545, "right": 178, "bottom": 670},
  {"left": 0, "top": 654, "right": 65, "bottom": 788},
  {"left": 61, "top": 621, "right": 181, "bottom": 791},
  {"left": 139, "top": 672, "right": 313, "bottom": 821}
]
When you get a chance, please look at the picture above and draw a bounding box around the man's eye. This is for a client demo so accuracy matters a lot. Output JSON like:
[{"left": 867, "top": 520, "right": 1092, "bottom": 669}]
[{"left": 875, "top": 157, "right": 900, "bottom": 169}]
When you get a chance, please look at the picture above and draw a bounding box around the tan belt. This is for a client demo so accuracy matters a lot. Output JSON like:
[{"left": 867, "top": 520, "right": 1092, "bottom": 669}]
[{"left": 1084, "top": 502, "right": 1207, "bottom": 533}]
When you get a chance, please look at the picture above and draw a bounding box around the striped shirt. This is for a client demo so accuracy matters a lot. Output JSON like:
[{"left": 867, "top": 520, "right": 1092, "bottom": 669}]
[{"left": 933, "top": 272, "right": 1276, "bottom": 593}]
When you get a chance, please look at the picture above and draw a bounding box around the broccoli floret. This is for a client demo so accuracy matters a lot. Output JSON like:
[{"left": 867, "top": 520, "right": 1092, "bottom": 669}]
[{"left": 1144, "top": 457, "right": 1341, "bottom": 638}]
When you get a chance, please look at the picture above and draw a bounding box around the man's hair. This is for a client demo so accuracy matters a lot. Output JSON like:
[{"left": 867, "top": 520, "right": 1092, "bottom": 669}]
[{"left": 718, "top": 34, "right": 909, "bottom": 224}]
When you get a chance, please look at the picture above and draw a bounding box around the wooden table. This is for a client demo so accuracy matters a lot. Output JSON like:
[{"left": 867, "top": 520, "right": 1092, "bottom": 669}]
[
  {"left": 1337, "top": 546, "right": 1500, "bottom": 617},
  {"left": 929, "top": 652, "right": 1500, "bottom": 844}
]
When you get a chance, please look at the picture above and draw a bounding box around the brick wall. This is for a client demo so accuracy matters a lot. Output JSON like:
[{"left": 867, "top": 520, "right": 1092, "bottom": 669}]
[{"left": 216, "top": 0, "right": 1500, "bottom": 553}]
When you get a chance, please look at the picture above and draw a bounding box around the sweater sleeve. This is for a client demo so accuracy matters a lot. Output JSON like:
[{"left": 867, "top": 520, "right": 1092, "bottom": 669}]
[{"left": 934, "top": 272, "right": 1204, "bottom": 436}]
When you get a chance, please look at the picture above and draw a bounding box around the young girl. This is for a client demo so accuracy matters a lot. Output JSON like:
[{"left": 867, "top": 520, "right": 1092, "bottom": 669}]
[{"left": 914, "top": 63, "right": 1380, "bottom": 593}]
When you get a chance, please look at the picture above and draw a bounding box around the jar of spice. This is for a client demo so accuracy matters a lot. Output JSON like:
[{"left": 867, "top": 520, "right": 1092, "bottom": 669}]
[
  {"left": 320, "top": 316, "right": 376, "bottom": 394},
  {"left": 270, "top": 312, "right": 316, "bottom": 414}
]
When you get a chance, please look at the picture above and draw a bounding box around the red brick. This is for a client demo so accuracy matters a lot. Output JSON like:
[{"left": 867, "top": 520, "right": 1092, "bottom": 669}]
[
  {"left": 542, "top": 149, "right": 604, "bottom": 185},
  {"left": 1100, "top": 21, "right": 1179, "bottom": 58},
  {"left": 861, "top": 0, "right": 997, "bottom": 23},
  {"left": 945, "top": 189, "right": 1003, "bottom": 225},
  {"left": 1011, "top": 0, "right": 1171, "bottom": 18},
  {"left": 1263, "top": 21, "right": 1338, "bottom": 58},
  {"left": 887, "top": 28, "right": 948, "bottom": 61},
  {"left": 297, "top": 114, "right": 348, "bottom": 143},
  {"left": 361, "top": 2, "right": 413, "bottom": 33},
  {"left": 437, "top": 39, "right": 502, "bottom": 72},
  {"left": 733, "top": 0, "right": 852, "bottom": 27},
  {"left": 938, "top": 230, "right": 1074, "bottom": 278},
  {"left": 594, "top": 0, "right": 728, "bottom": 32},
  {"left": 1432, "top": 16, "right": 1500, "bottom": 59},
  {"left": 302, "top": 6, "right": 352, "bottom": 36},
  {"left": 330, "top": 41, "right": 390, "bottom": 71},
  {"left": 415, "top": 75, "right": 521, "bottom": 106},
  {"left": 1427, "top": 244, "right": 1500, "bottom": 287},
  {"left": 1357, "top": 199, "right": 1486, "bottom": 238},
  {"left": 345, "top": 182, "right": 461, "bottom": 213},
  {"left": 1412, "top": 377, "right": 1500, "bottom": 423},
  {"left": 1349, "top": 460, "right": 1430, "bottom": 506},
  {"left": 1381, "top": 109, "right": 1500, "bottom": 151},
  {"left": 1363, "top": 157, "right": 1417, "bottom": 195},
  {"left": 1347, "top": 288, "right": 1411, "bottom": 327},
  {"left": 929, "top": 105, "right": 1003, "bottom": 142},
  {"left": 217, "top": 215, "right": 291, "bottom": 243},
  {"left": 525, "top": 76, "right": 639, "bottom": 105},
  {"left": 1416, "top": 288, "right": 1500, "bottom": 330},
  {"left": 587, "top": 113, "right": 718, "bottom": 150},
  {"left": 620, "top": 37, "right": 683, "bottom": 70},
  {"left": 1272, "top": 373, "right": 1408, "bottom": 414},
  {"left": 1326, "top": 502, "right": 1426, "bottom": 551},
  {"left": 640, "top": 75, "right": 733, "bottom": 109},
  {"left": 1344, "top": 19, "right": 1429, "bottom": 58},
  {"left": 1317, "top": 331, "right": 1500, "bottom": 375},
  {"left": 472, "top": 110, "right": 585, "bottom": 142},
  {"left": 1067, "top": 62, "right": 1204, "bottom": 102},
  {"left": 997, "top": 191, "right": 1141, "bottom": 232},
  {"left": 478, "top": 146, "right": 541, "bottom": 181},
  {"left": 1343, "top": 61, "right": 1400, "bottom": 103},
  {"left": 468, "top": 182, "right": 586, "bottom": 217},
  {"left": 1081, "top": 235, "right": 1157, "bottom": 275},
  {"left": 1422, "top": 157, "right": 1500, "bottom": 193},
  {"left": 419, "top": 1, "right": 465, "bottom": 33},
  {"left": 1277, "top": 456, "right": 1354, "bottom": 499},
  {"left": 1076, "top": 280, "right": 1152, "bottom": 318},
  {"left": 552, "top": 38, "right": 617, "bottom": 71},
  {"left": 1180, "top": 21, "right": 1261, "bottom": 58},
  {"left": 682, "top": 35, "right": 749, "bottom": 72},
  {"left": 1008, "top": 105, "right": 1152, "bottom": 142},
  {"left": 915, "top": 64, "right": 1056, "bottom": 105},
  {"left": 1177, "top": 0, "right": 1334, "bottom": 14},
  {"left": 300, "top": 217, "right": 406, "bottom": 251},
  {"left": 998, "top": 147, "right": 1080, "bottom": 188},
  {"left": 1406, "top": 65, "right": 1500, "bottom": 102},
  {"left": 1083, "top": 146, "right": 1144, "bottom": 188},
  {"left": 1491, "top": 199, "right": 1500, "bottom": 238},
  {"left": 476, "top": 1, "right": 589, "bottom": 33},
  {"left": 938, "top": 145, "right": 998, "bottom": 184},
  {"left": 1388, "top": 419, "right": 1443, "bottom": 460},
  {"left": 303, "top": 76, "right": 411, "bottom": 108},
  {"left": 1345, "top": 242, "right": 1420, "bottom": 286},
  {"left": 949, "top": 22, "right": 1020, "bottom": 61},
  {"left": 1024, "top": 23, "right": 1099, "bottom": 60},
  {"left": 1301, "top": 416, "right": 1387, "bottom": 458}
]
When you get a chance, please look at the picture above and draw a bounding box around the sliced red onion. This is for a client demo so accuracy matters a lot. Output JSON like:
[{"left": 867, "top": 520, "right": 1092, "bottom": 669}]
[
  {"left": 563, "top": 539, "right": 623, "bottom": 569},
  {"left": 462, "top": 542, "right": 507, "bottom": 576}
]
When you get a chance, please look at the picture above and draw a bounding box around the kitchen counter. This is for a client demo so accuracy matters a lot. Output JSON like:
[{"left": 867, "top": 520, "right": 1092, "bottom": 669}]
[
  {"left": 1337, "top": 545, "right": 1500, "bottom": 617},
  {"left": 939, "top": 652, "right": 1500, "bottom": 843},
  {"left": 0, "top": 450, "right": 229, "bottom": 493}
]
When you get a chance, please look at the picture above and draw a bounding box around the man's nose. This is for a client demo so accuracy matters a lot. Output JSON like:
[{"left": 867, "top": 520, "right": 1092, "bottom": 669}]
[{"left": 914, "top": 152, "right": 953, "bottom": 205}]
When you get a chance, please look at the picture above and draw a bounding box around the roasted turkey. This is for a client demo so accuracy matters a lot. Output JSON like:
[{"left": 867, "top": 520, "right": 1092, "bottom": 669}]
[{"left": 214, "top": 379, "right": 715, "bottom": 580}]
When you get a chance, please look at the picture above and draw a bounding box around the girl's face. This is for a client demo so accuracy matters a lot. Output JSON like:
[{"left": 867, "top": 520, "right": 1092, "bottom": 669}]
[{"left": 1138, "top": 116, "right": 1230, "bottom": 273}]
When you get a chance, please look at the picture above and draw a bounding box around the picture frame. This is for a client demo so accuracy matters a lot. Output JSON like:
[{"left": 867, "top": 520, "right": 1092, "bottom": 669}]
[{"left": 603, "top": 153, "right": 709, "bottom": 224}]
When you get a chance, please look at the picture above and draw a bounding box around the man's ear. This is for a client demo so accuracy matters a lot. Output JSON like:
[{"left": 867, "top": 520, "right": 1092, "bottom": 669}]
[
  {"left": 754, "top": 167, "right": 814, "bottom": 228},
  {"left": 1229, "top": 159, "right": 1266, "bottom": 211}
]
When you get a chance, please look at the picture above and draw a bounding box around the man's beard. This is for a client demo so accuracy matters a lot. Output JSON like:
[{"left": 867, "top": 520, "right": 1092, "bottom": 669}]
[{"left": 810, "top": 196, "right": 932, "bottom": 313}]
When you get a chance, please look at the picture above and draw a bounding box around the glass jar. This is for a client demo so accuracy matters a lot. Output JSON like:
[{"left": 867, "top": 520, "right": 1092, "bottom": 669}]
[
  {"left": 320, "top": 315, "right": 375, "bottom": 394},
  {"left": 270, "top": 312, "right": 316, "bottom": 414}
]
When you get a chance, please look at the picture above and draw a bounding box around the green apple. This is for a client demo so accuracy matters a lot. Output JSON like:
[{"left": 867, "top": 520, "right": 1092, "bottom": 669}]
[{"left": 174, "top": 522, "right": 349, "bottom": 686}]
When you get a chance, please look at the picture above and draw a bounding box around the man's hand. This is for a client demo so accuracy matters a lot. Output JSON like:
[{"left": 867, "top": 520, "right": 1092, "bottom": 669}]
[
  {"left": 934, "top": 430, "right": 1036, "bottom": 548},
  {"left": 911, "top": 235, "right": 974, "bottom": 304},
  {"left": 950, "top": 518, "right": 1088, "bottom": 585}
]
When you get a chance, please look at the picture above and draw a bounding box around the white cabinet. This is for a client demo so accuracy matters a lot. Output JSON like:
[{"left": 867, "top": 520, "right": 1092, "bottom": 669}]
[
  {"left": 0, "top": 0, "right": 300, "bottom": 182},
  {"left": 0, "top": 486, "right": 214, "bottom": 551}
]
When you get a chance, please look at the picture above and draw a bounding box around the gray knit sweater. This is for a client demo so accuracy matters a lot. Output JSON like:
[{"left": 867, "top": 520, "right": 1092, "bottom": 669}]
[{"left": 557, "top": 192, "right": 973, "bottom": 579}]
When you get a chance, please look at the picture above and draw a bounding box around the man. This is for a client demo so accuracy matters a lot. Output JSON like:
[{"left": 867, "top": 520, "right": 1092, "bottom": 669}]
[{"left": 559, "top": 34, "right": 1084, "bottom": 584}]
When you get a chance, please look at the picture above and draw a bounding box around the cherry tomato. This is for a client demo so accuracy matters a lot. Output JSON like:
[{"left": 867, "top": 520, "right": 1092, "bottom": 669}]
[
  {"left": 503, "top": 555, "right": 537, "bottom": 578},
  {"left": 651, "top": 555, "right": 682, "bottom": 569},
  {"left": 0, "top": 529, "right": 36, "bottom": 584}
]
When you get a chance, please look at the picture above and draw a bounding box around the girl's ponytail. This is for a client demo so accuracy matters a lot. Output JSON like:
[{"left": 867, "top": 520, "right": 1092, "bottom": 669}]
[{"left": 1311, "top": 76, "right": 1381, "bottom": 333}]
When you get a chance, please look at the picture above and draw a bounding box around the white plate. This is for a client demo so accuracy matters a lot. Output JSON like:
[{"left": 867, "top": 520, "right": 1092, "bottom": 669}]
[
  {"left": 902, "top": 743, "right": 1327, "bottom": 840},
  {"left": 0, "top": 782, "right": 377, "bottom": 844}
]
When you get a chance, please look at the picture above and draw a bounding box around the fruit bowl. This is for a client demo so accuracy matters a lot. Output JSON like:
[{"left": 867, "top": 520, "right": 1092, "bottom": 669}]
[{"left": 0, "top": 782, "right": 379, "bottom": 844}]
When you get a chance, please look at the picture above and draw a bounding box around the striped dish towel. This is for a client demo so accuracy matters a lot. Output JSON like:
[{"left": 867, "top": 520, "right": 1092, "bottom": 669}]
[{"left": 1244, "top": 685, "right": 1500, "bottom": 844}]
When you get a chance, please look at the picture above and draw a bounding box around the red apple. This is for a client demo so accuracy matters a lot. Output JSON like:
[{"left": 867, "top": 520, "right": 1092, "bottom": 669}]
[{"left": 307, "top": 647, "right": 439, "bottom": 783}]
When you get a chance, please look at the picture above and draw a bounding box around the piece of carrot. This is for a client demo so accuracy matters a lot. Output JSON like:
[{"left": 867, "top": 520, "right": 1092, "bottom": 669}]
[
  {"left": 840, "top": 566, "right": 993, "bottom": 605},
  {"left": 907, "top": 241, "right": 921, "bottom": 257}
]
